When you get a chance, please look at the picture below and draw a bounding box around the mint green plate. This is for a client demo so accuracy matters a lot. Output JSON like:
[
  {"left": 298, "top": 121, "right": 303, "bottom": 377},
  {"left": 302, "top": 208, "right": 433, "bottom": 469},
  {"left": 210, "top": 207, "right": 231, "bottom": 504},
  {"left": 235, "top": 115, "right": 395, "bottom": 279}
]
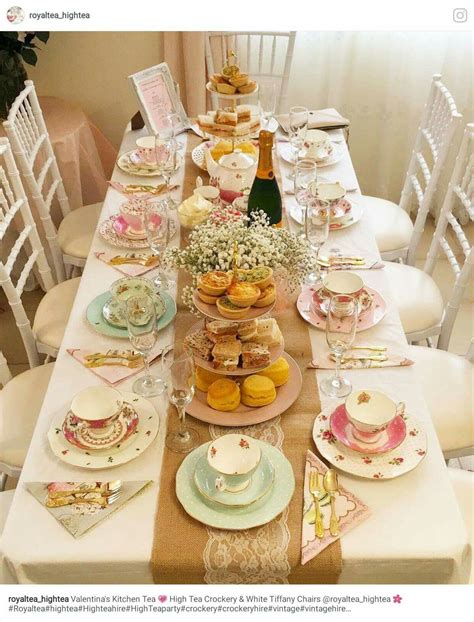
[
  {"left": 176, "top": 440, "right": 295, "bottom": 530},
  {"left": 86, "top": 290, "right": 176, "bottom": 339}
]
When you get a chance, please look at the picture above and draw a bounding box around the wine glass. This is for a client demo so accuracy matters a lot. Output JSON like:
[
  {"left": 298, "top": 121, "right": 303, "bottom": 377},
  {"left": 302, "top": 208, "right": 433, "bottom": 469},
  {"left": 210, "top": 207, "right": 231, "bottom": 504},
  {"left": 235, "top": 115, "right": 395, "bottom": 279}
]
[
  {"left": 294, "top": 159, "right": 317, "bottom": 235},
  {"left": 305, "top": 199, "right": 329, "bottom": 285},
  {"left": 165, "top": 351, "right": 200, "bottom": 453},
  {"left": 288, "top": 106, "right": 308, "bottom": 172},
  {"left": 126, "top": 294, "right": 166, "bottom": 397},
  {"left": 320, "top": 295, "right": 358, "bottom": 398},
  {"left": 168, "top": 111, "right": 184, "bottom": 153},
  {"left": 144, "top": 201, "right": 173, "bottom": 291},
  {"left": 259, "top": 83, "right": 277, "bottom": 130},
  {"left": 154, "top": 135, "right": 177, "bottom": 209}
]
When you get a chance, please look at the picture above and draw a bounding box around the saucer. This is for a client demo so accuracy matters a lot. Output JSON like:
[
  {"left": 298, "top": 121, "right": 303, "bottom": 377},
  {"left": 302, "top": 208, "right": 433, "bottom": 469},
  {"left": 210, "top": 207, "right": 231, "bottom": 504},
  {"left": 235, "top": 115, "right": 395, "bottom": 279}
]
[
  {"left": 99, "top": 215, "right": 177, "bottom": 249},
  {"left": 62, "top": 403, "right": 139, "bottom": 451},
  {"left": 113, "top": 216, "right": 147, "bottom": 240},
  {"left": 330, "top": 404, "right": 407, "bottom": 454},
  {"left": 194, "top": 452, "right": 274, "bottom": 507},
  {"left": 312, "top": 286, "right": 373, "bottom": 317},
  {"left": 117, "top": 150, "right": 182, "bottom": 177},
  {"left": 102, "top": 294, "right": 166, "bottom": 329},
  {"left": 288, "top": 199, "right": 363, "bottom": 231}
]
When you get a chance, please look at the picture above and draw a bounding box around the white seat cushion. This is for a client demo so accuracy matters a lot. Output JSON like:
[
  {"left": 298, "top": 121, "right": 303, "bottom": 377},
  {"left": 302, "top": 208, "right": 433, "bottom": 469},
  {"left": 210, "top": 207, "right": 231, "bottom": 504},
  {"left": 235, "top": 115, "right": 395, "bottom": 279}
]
[
  {"left": 407, "top": 346, "right": 474, "bottom": 455},
  {"left": 384, "top": 262, "right": 444, "bottom": 336},
  {"left": 0, "top": 490, "right": 15, "bottom": 535},
  {"left": 0, "top": 363, "right": 55, "bottom": 469},
  {"left": 363, "top": 195, "right": 413, "bottom": 254},
  {"left": 33, "top": 277, "right": 81, "bottom": 351},
  {"left": 448, "top": 468, "right": 473, "bottom": 583},
  {"left": 57, "top": 202, "right": 102, "bottom": 259}
]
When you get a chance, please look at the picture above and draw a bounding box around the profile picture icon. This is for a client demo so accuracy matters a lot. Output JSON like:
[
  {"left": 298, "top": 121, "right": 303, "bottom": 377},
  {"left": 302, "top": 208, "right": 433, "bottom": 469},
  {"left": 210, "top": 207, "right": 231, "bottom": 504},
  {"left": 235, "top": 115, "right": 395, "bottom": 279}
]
[{"left": 6, "top": 6, "right": 24, "bottom": 24}]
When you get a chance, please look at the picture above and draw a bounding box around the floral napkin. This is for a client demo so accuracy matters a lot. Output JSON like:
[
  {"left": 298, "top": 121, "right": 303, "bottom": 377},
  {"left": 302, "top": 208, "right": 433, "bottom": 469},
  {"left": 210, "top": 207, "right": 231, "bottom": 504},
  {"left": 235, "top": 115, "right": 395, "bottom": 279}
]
[
  {"left": 302, "top": 450, "right": 369, "bottom": 565},
  {"left": 309, "top": 354, "right": 414, "bottom": 370},
  {"left": 95, "top": 250, "right": 159, "bottom": 277},
  {"left": 109, "top": 180, "right": 177, "bottom": 199},
  {"left": 67, "top": 343, "right": 166, "bottom": 386},
  {"left": 26, "top": 481, "right": 152, "bottom": 538}
]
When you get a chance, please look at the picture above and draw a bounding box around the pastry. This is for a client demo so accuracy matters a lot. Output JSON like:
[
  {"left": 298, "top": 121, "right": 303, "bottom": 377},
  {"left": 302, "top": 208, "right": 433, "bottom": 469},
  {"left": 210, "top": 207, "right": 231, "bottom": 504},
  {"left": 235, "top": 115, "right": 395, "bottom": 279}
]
[
  {"left": 237, "top": 266, "right": 273, "bottom": 290},
  {"left": 227, "top": 281, "right": 261, "bottom": 307},
  {"left": 254, "top": 283, "right": 276, "bottom": 307},
  {"left": 241, "top": 342, "right": 271, "bottom": 369},
  {"left": 199, "top": 271, "right": 232, "bottom": 296},
  {"left": 197, "top": 288, "right": 219, "bottom": 305},
  {"left": 216, "top": 83, "right": 237, "bottom": 95},
  {"left": 216, "top": 296, "right": 250, "bottom": 319},
  {"left": 238, "top": 80, "right": 257, "bottom": 94},
  {"left": 241, "top": 375, "right": 276, "bottom": 407},
  {"left": 183, "top": 329, "right": 214, "bottom": 361},
  {"left": 229, "top": 73, "right": 249, "bottom": 88},
  {"left": 195, "top": 366, "right": 222, "bottom": 392},
  {"left": 255, "top": 318, "right": 284, "bottom": 347},
  {"left": 237, "top": 319, "right": 258, "bottom": 341},
  {"left": 210, "top": 140, "right": 234, "bottom": 161},
  {"left": 212, "top": 338, "right": 242, "bottom": 372},
  {"left": 210, "top": 73, "right": 225, "bottom": 86},
  {"left": 207, "top": 378, "right": 241, "bottom": 411},
  {"left": 259, "top": 356, "right": 290, "bottom": 387}
]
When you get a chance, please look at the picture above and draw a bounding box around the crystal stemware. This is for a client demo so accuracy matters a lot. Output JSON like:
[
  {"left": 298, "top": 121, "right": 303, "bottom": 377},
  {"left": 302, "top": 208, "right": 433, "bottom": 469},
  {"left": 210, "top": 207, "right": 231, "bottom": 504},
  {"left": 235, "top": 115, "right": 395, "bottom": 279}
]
[
  {"left": 164, "top": 350, "right": 200, "bottom": 453},
  {"left": 144, "top": 201, "right": 173, "bottom": 291},
  {"left": 126, "top": 294, "right": 166, "bottom": 397},
  {"left": 288, "top": 106, "right": 308, "bottom": 178},
  {"left": 320, "top": 294, "right": 358, "bottom": 398},
  {"left": 259, "top": 83, "right": 277, "bottom": 130},
  {"left": 154, "top": 134, "right": 177, "bottom": 209},
  {"left": 294, "top": 159, "right": 317, "bottom": 235},
  {"left": 305, "top": 199, "right": 329, "bottom": 285}
]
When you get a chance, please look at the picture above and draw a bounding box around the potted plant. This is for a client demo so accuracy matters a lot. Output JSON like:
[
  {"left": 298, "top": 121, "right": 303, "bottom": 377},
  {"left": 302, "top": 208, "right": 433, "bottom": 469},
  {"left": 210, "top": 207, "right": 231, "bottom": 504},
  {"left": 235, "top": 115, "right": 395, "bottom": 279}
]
[{"left": 0, "top": 31, "right": 49, "bottom": 119}]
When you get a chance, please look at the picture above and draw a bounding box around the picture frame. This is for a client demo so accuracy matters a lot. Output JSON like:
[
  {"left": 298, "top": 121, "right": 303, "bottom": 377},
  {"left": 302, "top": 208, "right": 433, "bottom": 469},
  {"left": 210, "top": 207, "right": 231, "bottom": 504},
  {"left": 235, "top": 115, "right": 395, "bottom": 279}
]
[{"left": 128, "top": 62, "right": 190, "bottom": 135}]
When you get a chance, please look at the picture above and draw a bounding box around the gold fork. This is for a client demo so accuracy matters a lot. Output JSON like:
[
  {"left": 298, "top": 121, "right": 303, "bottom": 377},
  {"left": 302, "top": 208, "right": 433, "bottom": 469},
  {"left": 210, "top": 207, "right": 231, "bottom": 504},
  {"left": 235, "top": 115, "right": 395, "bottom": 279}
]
[{"left": 309, "top": 471, "right": 325, "bottom": 539}]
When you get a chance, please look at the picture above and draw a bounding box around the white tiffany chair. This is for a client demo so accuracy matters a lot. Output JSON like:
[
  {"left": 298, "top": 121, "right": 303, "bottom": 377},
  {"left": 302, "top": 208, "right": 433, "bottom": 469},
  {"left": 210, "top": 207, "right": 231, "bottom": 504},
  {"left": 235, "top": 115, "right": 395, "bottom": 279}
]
[
  {"left": 366, "top": 74, "right": 462, "bottom": 264},
  {"left": 3, "top": 80, "right": 102, "bottom": 281},
  {"left": 0, "top": 349, "right": 54, "bottom": 491},
  {"left": 448, "top": 468, "right": 473, "bottom": 583},
  {"left": 384, "top": 123, "right": 474, "bottom": 345},
  {"left": 205, "top": 31, "right": 296, "bottom": 113},
  {"left": 0, "top": 137, "right": 80, "bottom": 362}
]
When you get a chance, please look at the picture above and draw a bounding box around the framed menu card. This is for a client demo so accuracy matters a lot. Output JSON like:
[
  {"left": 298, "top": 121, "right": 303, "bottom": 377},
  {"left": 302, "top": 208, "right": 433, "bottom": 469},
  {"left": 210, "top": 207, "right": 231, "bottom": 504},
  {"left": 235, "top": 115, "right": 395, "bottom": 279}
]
[{"left": 128, "top": 63, "right": 189, "bottom": 135}]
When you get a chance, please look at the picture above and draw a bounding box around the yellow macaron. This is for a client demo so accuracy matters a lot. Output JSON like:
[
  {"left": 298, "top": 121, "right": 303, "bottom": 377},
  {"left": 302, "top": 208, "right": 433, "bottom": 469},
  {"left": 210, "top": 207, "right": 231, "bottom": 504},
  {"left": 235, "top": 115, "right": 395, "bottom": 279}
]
[
  {"left": 195, "top": 367, "right": 222, "bottom": 392},
  {"left": 207, "top": 378, "right": 241, "bottom": 411},
  {"left": 259, "top": 357, "right": 290, "bottom": 387},
  {"left": 241, "top": 375, "right": 276, "bottom": 408}
]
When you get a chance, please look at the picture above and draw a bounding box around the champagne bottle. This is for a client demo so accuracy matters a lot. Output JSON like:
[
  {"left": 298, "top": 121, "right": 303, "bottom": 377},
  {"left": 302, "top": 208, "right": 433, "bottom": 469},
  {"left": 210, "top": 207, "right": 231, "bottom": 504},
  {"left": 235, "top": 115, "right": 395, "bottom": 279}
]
[{"left": 247, "top": 130, "right": 282, "bottom": 227}]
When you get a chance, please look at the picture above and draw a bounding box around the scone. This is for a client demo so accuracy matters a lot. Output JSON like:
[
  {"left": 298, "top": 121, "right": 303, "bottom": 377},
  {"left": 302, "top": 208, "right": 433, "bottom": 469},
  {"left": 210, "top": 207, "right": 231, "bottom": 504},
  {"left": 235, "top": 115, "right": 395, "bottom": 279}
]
[
  {"left": 195, "top": 366, "right": 222, "bottom": 392},
  {"left": 207, "top": 378, "right": 241, "bottom": 411},
  {"left": 259, "top": 356, "right": 290, "bottom": 387},
  {"left": 241, "top": 375, "right": 276, "bottom": 407}
]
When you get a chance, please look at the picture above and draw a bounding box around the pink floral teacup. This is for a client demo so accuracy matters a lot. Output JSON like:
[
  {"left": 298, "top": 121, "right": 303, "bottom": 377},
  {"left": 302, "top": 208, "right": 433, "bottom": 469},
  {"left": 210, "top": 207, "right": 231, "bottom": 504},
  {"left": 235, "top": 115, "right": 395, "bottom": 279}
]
[
  {"left": 70, "top": 386, "right": 123, "bottom": 431},
  {"left": 345, "top": 389, "right": 404, "bottom": 443}
]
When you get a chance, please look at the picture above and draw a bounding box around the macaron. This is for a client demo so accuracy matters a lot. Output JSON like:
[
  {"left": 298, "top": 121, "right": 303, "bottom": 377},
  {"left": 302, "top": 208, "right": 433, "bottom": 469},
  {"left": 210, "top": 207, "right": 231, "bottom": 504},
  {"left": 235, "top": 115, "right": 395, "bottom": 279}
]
[
  {"left": 195, "top": 366, "right": 222, "bottom": 392},
  {"left": 258, "top": 356, "right": 290, "bottom": 387},
  {"left": 241, "top": 375, "right": 276, "bottom": 408},
  {"left": 207, "top": 378, "right": 241, "bottom": 411}
]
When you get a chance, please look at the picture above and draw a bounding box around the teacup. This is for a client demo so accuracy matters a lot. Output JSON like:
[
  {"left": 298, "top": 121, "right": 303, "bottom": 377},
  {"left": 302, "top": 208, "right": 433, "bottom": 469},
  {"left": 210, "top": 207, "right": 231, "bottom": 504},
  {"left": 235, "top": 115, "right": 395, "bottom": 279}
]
[
  {"left": 345, "top": 389, "right": 404, "bottom": 443},
  {"left": 313, "top": 182, "right": 346, "bottom": 211},
  {"left": 232, "top": 195, "right": 248, "bottom": 213},
  {"left": 135, "top": 136, "right": 156, "bottom": 164},
  {"left": 119, "top": 198, "right": 150, "bottom": 235},
  {"left": 70, "top": 386, "right": 123, "bottom": 431},
  {"left": 110, "top": 277, "right": 156, "bottom": 303},
  {"left": 194, "top": 185, "right": 220, "bottom": 204},
  {"left": 206, "top": 434, "right": 261, "bottom": 493},
  {"left": 304, "top": 129, "right": 333, "bottom": 161},
  {"left": 322, "top": 271, "right": 364, "bottom": 298}
]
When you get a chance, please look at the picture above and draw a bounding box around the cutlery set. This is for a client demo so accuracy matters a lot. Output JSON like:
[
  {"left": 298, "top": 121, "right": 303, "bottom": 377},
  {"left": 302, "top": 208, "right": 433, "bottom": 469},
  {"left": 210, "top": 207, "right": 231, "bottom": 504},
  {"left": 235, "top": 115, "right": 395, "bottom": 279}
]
[
  {"left": 45, "top": 481, "right": 122, "bottom": 508},
  {"left": 309, "top": 469, "right": 340, "bottom": 539},
  {"left": 108, "top": 253, "right": 159, "bottom": 267}
]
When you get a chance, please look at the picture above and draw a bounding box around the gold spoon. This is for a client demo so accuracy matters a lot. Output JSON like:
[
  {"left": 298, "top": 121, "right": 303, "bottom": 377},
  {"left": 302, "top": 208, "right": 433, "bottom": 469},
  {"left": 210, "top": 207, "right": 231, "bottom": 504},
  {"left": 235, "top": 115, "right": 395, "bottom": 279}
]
[{"left": 323, "top": 469, "right": 340, "bottom": 537}]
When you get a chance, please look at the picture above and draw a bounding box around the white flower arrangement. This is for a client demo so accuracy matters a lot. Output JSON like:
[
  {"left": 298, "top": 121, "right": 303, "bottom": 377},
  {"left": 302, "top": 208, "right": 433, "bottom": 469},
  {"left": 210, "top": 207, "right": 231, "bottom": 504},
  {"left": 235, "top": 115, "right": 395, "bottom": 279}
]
[{"left": 163, "top": 209, "right": 315, "bottom": 311}]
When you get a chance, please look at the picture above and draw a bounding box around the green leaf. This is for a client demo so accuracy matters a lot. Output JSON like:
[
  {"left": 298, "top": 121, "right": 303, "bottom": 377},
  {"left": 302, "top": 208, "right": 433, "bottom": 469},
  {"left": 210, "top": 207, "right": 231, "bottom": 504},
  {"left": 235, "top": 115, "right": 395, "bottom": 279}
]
[
  {"left": 35, "top": 32, "right": 50, "bottom": 43},
  {"left": 20, "top": 48, "right": 37, "bottom": 66}
]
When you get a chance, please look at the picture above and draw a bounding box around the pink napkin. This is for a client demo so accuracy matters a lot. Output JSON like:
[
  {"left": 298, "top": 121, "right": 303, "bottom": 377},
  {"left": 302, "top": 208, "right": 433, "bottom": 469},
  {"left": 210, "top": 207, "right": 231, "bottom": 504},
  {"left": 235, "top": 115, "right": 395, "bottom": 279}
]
[
  {"left": 301, "top": 450, "right": 369, "bottom": 565},
  {"left": 67, "top": 344, "right": 166, "bottom": 386},
  {"left": 95, "top": 251, "right": 159, "bottom": 277}
]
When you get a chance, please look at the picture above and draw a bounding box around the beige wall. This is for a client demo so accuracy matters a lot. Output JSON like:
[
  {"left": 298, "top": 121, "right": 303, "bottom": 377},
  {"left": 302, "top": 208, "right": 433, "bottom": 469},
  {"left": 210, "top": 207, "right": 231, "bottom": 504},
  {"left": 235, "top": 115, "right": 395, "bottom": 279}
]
[{"left": 28, "top": 32, "right": 164, "bottom": 147}]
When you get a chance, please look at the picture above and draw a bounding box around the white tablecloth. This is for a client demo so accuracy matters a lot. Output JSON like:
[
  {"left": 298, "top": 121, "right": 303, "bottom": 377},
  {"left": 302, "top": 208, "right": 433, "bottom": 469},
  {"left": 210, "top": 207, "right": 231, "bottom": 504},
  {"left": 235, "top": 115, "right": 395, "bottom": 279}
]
[{"left": 0, "top": 126, "right": 470, "bottom": 584}]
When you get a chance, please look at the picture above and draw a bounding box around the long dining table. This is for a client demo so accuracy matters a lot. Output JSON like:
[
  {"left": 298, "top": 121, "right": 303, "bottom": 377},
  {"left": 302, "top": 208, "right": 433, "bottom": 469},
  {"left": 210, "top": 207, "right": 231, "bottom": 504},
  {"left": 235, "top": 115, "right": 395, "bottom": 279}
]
[{"left": 0, "top": 119, "right": 471, "bottom": 584}]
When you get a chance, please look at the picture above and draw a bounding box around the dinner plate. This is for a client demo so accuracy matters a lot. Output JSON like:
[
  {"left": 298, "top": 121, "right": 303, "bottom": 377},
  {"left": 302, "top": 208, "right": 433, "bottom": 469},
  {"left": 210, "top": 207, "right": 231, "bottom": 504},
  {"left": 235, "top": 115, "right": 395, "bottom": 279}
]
[
  {"left": 330, "top": 404, "right": 407, "bottom": 454},
  {"left": 194, "top": 452, "right": 274, "bottom": 507},
  {"left": 176, "top": 440, "right": 294, "bottom": 530},
  {"left": 186, "top": 352, "right": 302, "bottom": 426},
  {"left": 279, "top": 141, "right": 343, "bottom": 168},
  {"left": 87, "top": 290, "right": 176, "bottom": 338},
  {"left": 99, "top": 215, "right": 177, "bottom": 249},
  {"left": 117, "top": 150, "right": 183, "bottom": 177},
  {"left": 193, "top": 290, "right": 275, "bottom": 322},
  {"left": 48, "top": 392, "right": 160, "bottom": 469},
  {"left": 297, "top": 285, "right": 387, "bottom": 332},
  {"left": 313, "top": 406, "right": 427, "bottom": 480},
  {"left": 288, "top": 199, "right": 363, "bottom": 231}
]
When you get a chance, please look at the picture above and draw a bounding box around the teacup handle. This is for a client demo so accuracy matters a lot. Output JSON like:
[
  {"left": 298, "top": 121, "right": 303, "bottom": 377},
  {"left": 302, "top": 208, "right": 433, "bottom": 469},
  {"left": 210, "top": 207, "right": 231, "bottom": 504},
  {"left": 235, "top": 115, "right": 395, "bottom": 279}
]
[
  {"left": 215, "top": 476, "right": 226, "bottom": 492},
  {"left": 396, "top": 401, "right": 406, "bottom": 417}
]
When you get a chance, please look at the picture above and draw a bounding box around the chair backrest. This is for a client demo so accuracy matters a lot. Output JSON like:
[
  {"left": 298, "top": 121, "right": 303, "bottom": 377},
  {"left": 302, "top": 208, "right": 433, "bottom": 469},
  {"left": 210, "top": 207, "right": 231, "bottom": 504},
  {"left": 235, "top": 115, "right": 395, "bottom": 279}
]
[
  {"left": 0, "top": 351, "right": 12, "bottom": 387},
  {"left": 205, "top": 31, "right": 296, "bottom": 113},
  {"left": 424, "top": 123, "right": 474, "bottom": 351},
  {"left": 402, "top": 75, "right": 463, "bottom": 265},
  {"left": 3, "top": 80, "right": 69, "bottom": 282},
  {"left": 0, "top": 137, "right": 54, "bottom": 368}
]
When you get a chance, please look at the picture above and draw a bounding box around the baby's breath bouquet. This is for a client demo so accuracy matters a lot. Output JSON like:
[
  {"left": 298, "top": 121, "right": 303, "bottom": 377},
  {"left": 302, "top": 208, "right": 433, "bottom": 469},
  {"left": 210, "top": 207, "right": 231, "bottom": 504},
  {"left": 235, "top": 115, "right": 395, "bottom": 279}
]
[{"left": 163, "top": 209, "right": 314, "bottom": 311}]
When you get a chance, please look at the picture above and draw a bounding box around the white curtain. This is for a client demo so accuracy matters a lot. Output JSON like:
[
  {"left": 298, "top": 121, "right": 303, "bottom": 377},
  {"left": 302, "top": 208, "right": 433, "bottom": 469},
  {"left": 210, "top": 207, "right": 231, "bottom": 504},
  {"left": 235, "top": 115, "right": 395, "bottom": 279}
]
[{"left": 286, "top": 32, "right": 473, "bottom": 206}]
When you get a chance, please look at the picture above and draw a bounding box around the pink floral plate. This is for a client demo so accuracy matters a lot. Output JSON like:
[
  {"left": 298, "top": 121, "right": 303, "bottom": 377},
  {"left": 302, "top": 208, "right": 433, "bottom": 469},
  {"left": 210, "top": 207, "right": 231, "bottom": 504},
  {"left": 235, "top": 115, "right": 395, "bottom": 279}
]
[
  {"left": 113, "top": 215, "right": 147, "bottom": 240},
  {"left": 330, "top": 404, "right": 406, "bottom": 454},
  {"left": 313, "top": 406, "right": 427, "bottom": 480},
  {"left": 312, "top": 285, "right": 373, "bottom": 317},
  {"left": 297, "top": 285, "right": 387, "bottom": 332}
]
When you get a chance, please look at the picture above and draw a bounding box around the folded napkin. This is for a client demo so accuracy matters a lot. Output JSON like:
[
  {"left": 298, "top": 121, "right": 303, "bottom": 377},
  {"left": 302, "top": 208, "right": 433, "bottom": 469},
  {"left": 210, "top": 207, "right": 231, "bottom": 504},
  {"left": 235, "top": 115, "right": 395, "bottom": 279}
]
[
  {"left": 26, "top": 481, "right": 152, "bottom": 538},
  {"left": 277, "top": 108, "right": 350, "bottom": 133},
  {"left": 109, "top": 180, "right": 177, "bottom": 199},
  {"left": 95, "top": 250, "right": 159, "bottom": 277},
  {"left": 308, "top": 353, "right": 414, "bottom": 370},
  {"left": 321, "top": 259, "right": 385, "bottom": 271},
  {"left": 302, "top": 450, "right": 369, "bottom": 565},
  {"left": 67, "top": 344, "right": 166, "bottom": 386}
]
